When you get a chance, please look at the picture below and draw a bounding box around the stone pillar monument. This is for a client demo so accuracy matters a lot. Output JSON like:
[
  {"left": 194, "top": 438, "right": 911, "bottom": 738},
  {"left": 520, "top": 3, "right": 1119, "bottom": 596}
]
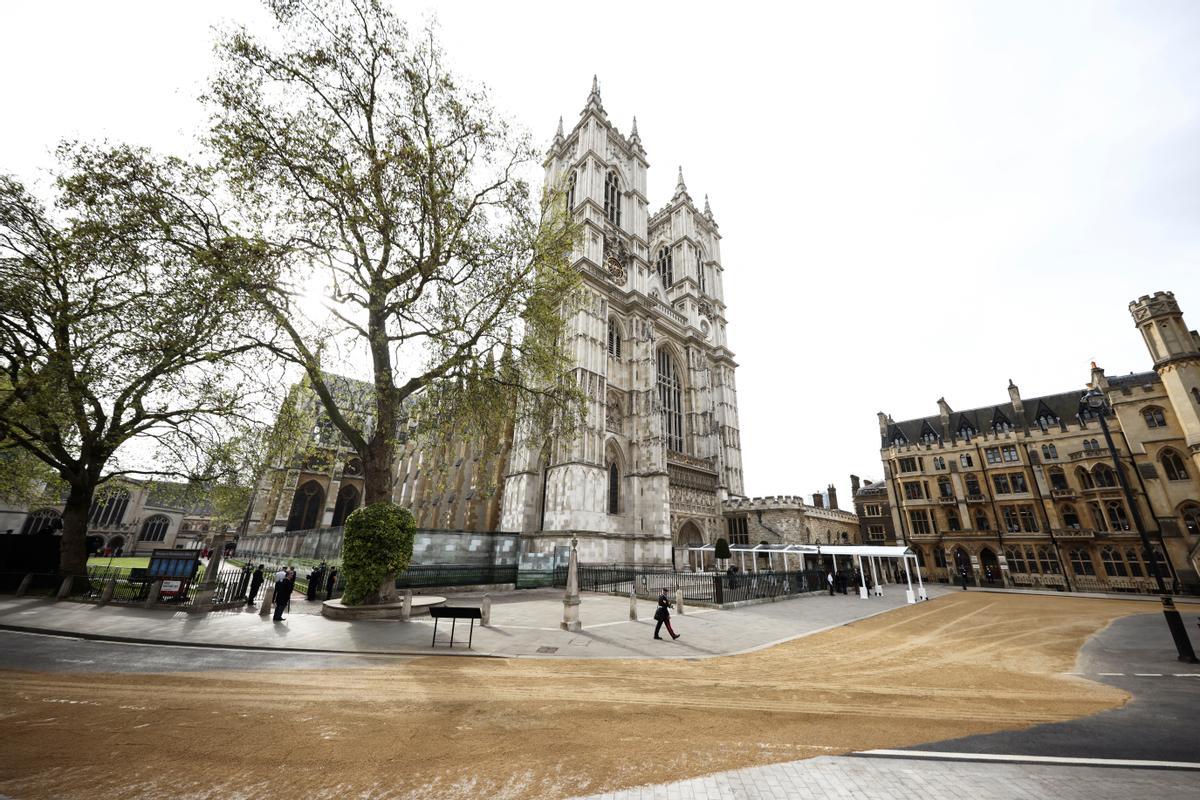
[{"left": 561, "top": 536, "right": 581, "bottom": 632}]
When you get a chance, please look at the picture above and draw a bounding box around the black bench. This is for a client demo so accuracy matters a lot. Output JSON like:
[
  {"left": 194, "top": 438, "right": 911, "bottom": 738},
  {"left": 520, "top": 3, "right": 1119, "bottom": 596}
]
[{"left": 429, "top": 605, "right": 483, "bottom": 649}]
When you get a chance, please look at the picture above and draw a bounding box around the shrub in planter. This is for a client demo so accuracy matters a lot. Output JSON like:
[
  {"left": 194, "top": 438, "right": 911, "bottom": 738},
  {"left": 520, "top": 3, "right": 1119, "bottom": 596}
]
[{"left": 340, "top": 503, "right": 416, "bottom": 606}]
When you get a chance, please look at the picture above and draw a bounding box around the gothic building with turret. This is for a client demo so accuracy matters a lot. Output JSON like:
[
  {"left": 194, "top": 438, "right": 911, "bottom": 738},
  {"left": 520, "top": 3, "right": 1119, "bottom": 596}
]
[
  {"left": 877, "top": 291, "right": 1200, "bottom": 593},
  {"left": 502, "top": 78, "right": 744, "bottom": 569}
]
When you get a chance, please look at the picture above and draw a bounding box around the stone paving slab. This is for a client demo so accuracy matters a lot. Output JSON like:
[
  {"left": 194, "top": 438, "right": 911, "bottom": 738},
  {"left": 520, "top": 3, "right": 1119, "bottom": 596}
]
[
  {"left": 571, "top": 754, "right": 1199, "bottom": 800},
  {"left": 0, "top": 584, "right": 949, "bottom": 660}
]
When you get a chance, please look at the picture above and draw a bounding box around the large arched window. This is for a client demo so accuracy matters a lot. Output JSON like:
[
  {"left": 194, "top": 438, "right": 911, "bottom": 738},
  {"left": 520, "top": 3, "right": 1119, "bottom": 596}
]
[
  {"left": 604, "top": 170, "right": 621, "bottom": 226},
  {"left": 1125, "top": 549, "right": 1144, "bottom": 577},
  {"left": 19, "top": 508, "right": 60, "bottom": 535},
  {"left": 656, "top": 245, "right": 673, "bottom": 287},
  {"left": 607, "top": 317, "right": 622, "bottom": 358},
  {"left": 1162, "top": 449, "right": 1189, "bottom": 481},
  {"left": 1089, "top": 501, "right": 1108, "bottom": 531},
  {"left": 566, "top": 170, "right": 576, "bottom": 212},
  {"left": 89, "top": 489, "right": 130, "bottom": 527},
  {"left": 286, "top": 480, "right": 325, "bottom": 532},
  {"left": 1093, "top": 464, "right": 1117, "bottom": 488},
  {"left": 331, "top": 484, "right": 360, "bottom": 527},
  {"left": 1060, "top": 504, "right": 1081, "bottom": 529},
  {"left": 1048, "top": 467, "right": 1068, "bottom": 490},
  {"left": 607, "top": 463, "right": 620, "bottom": 515},
  {"left": 139, "top": 515, "right": 171, "bottom": 542},
  {"left": 656, "top": 348, "right": 684, "bottom": 453},
  {"left": 1076, "top": 467, "right": 1094, "bottom": 490},
  {"left": 1106, "top": 501, "right": 1130, "bottom": 531},
  {"left": 974, "top": 508, "right": 990, "bottom": 531},
  {"left": 1036, "top": 546, "right": 1059, "bottom": 574},
  {"left": 1100, "top": 546, "right": 1127, "bottom": 577},
  {"left": 1005, "top": 547, "right": 1026, "bottom": 573},
  {"left": 695, "top": 246, "right": 706, "bottom": 294},
  {"left": 1143, "top": 406, "right": 1167, "bottom": 428}
]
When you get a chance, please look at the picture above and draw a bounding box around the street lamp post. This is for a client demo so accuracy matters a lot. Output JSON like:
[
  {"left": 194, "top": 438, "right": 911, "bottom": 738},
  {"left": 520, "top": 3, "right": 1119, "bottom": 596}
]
[{"left": 1081, "top": 388, "right": 1197, "bottom": 663}]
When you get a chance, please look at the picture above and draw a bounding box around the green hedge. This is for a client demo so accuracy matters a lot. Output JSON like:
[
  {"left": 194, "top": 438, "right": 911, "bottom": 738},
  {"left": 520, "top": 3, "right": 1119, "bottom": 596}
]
[{"left": 340, "top": 503, "right": 415, "bottom": 606}]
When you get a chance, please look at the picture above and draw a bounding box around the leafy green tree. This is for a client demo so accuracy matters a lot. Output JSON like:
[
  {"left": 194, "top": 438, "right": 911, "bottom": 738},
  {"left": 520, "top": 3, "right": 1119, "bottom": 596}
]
[
  {"left": 207, "top": 0, "right": 584, "bottom": 518},
  {"left": 0, "top": 145, "right": 275, "bottom": 575},
  {"left": 340, "top": 503, "right": 415, "bottom": 606}
]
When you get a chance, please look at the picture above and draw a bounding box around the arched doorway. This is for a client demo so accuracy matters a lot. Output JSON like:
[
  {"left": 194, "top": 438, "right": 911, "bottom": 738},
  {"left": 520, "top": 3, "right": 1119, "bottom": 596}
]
[
  {"left": 86, "top": 535, "right": 104, "bottom": 556},
  {"left": 107, "top": 535, "right": 126, "bottom": 556},
  {"left": 979, "top": 547, "right": 1000, "bottom": 586},
  {"left": 674, "top": 521, "right": 704, "bottom": 571},
  {"left": 953, "top": 546, "right": 974, "bottom": 584}
]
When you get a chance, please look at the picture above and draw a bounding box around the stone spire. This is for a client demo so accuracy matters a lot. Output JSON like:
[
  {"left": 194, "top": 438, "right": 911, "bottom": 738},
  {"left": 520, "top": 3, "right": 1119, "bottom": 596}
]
[
  {"left": 584, "top": 74, "right": 605, "bottom": 116},
  {"left": 674, "top": 166, "right": 688, "bottom": 198},
  {"left": 703, "top": 194, "right": 713, "bottom": 218},
  {"left": 554, "top": 115, "right": 564, "bottom": 142}
]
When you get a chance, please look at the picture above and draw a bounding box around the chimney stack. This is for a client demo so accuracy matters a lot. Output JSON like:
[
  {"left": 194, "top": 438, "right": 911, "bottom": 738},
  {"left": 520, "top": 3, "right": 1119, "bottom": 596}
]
[
  {"left": 827, "top": 484, "right": 839, "bottom": 510},
  {"left": 1007, "top": 379, "right": 1024, "bottom": 415},
  {"left": 850, "top": 474, "right": 861, "bottom": 495},
  {"left": 812, "top": 492, "right": 824, "bottom": 509}
]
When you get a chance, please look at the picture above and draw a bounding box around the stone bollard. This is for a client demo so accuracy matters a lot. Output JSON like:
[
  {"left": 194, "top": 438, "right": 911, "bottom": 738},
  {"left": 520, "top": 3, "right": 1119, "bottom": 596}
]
[
  {"left": 481, "top": 594, "right": 492, "bottom": 626},
  {"left": 259, "top": 583, "right": 274, "bottom": 617},
  {"left": 99, "top": 578, "right": 117, "bottom": 605},
  {"left": 15, "top": 574, "right": 33, "bottom": 597},
  {"left": 629, "top": 589, "right": 638, "bottom": 621},
  {"left": 56, "top": 575, "right": 74, "bottom": 601},
  {"left": 401, "top": 589, "right": 413, "bottom": 622},
  {"left": 675, "top": 586, "right": 685, "bottom": 615},
  {"left": 144, "top": 580, "right": 163, "bottom": 609}
]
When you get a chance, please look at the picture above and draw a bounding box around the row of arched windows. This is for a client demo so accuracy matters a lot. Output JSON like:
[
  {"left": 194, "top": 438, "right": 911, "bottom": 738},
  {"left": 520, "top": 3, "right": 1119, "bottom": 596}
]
[{"left": 285, "top": 481, "right": 361, "bottom": 532}]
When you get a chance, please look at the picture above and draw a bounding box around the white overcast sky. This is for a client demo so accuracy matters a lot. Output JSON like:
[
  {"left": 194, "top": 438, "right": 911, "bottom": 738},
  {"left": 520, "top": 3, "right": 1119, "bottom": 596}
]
[{"left": 4, "top": 1, "right": 1200, "bottom": 505}]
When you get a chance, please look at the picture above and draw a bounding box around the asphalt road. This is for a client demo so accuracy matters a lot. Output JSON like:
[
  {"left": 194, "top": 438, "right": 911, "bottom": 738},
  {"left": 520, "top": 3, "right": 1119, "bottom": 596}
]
[
  {"left": 908, "top": 610, "right": 1200, "bottom": 763},
  {"left": 0, "top": 629, "right": 407, "bottom": 673}
]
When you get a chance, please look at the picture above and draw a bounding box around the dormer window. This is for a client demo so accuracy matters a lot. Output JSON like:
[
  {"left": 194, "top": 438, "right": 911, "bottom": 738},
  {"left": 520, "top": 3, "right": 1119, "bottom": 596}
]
[{"left": 604, "top": 170, "right": 621, "bottom": 226}]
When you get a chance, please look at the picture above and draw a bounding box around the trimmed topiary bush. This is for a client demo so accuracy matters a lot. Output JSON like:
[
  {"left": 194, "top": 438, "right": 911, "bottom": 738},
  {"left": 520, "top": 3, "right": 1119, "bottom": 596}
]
[
  {"left": 340, "top": 503, "right": 416, "bottom": 606},
  {"left": 715, "top": 537, "right": 731, "bottom": 561}
]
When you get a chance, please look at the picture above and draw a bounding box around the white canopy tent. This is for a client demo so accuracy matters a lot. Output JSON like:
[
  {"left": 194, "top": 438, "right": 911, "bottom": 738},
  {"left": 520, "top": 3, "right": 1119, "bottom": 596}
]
[{"left": 686, "top": 542, "right": 927, "bottom": 604}]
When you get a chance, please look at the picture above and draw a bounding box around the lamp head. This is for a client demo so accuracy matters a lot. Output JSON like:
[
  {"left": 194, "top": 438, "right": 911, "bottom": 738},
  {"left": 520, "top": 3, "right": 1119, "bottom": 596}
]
[{"left": 1083, "top": 388, "right": 1106, "bottom": 410}]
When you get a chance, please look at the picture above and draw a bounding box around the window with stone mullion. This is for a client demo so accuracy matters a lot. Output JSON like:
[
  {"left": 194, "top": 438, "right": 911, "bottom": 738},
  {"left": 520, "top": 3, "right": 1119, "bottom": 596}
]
[{"left": 657, "top": 348, "right": 684, "bottom": 453}]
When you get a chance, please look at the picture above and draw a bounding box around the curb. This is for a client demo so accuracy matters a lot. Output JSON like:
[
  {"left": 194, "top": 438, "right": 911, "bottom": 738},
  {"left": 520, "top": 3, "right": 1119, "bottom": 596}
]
[{"left": 0, "top": 623, "right": 501, "bottom": 660}]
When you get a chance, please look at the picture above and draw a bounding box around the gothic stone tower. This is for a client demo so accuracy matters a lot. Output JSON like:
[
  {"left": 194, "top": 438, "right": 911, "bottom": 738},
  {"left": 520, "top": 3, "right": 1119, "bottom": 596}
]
[
  {"left": 501, "top": 78, "right": 744, "bottom": 568},
  {"left": 1130, "top": 291, "right": 1200, "bottom": 475}
]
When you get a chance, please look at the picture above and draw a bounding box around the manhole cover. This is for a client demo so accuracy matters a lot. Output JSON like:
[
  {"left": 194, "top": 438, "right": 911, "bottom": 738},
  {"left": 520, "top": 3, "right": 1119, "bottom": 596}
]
[{"left": 536, "top": 646, "right": 558, "bottom": 654}]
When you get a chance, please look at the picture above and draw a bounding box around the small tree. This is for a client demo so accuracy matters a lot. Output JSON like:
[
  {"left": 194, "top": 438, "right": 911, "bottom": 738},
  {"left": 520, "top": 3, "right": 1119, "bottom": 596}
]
[
  {"left": 0, "top": 144, "right": 274, "bottom": 575},
  {"left": 340, "top": 503, "right": 415, "bottom": 606}
]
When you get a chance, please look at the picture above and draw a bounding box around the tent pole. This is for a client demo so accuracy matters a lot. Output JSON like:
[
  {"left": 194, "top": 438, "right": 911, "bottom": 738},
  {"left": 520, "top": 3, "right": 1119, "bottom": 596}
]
[{"left": 903, "top": 555, "right": 915, "bottom": 604}]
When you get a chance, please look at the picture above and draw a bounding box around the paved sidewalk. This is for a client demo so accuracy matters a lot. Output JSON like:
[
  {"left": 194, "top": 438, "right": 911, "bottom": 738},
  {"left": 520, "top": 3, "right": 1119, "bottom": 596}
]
[
  {"left": 0, "top": 584, "right": 948, "bottom": 660},
  {"left": 572, "top": 754, "right": 1199, "bottom": 800}
]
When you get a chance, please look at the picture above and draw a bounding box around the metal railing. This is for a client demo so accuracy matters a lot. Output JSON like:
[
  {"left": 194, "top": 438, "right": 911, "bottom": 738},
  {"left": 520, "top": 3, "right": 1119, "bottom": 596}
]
[{"left": 555, "top": 564, "right": 827, "bottom": 606}]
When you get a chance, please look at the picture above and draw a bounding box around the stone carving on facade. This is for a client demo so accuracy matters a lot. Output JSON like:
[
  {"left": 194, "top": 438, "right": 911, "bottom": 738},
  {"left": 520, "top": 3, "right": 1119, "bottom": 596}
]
[
  {"left": 605, "top": 387, "right": 625, "bottom": 433},
  {"left": 602, "top": 229, "right": 631, "bottom": 284}
]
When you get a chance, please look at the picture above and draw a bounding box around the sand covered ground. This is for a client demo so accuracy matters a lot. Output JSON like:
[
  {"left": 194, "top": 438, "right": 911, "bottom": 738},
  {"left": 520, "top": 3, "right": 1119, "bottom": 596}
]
[{"left": 0, "top": 592, "right": 1146, "bottom": 800}]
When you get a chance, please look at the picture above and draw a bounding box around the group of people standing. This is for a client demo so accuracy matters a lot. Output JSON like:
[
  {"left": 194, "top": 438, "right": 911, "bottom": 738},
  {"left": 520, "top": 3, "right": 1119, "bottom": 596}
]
[
  {"left": 826, "top": 568, "right": 872, "bottom": 595},
  {"left": 240, "top": 561, "right": 340, "bottom": 622},
  {"left": 305, "top": 563, "right": 338, "bottom": 602}
]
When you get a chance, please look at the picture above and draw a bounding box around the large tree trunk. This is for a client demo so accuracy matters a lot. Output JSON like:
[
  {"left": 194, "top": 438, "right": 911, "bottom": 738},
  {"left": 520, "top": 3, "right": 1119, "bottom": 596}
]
[
  {"left": 59, "top": 480, "right": 95, "bottom": 577},
  {"left": 362, "top": 431, "right": 394, "bottom": 506}
]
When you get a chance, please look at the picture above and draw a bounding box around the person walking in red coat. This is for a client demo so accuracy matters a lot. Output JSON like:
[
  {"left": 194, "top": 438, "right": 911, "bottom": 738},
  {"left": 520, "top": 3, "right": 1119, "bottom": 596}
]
[{"left": 653, "top": 589, "right": 680, "bottom": 640}]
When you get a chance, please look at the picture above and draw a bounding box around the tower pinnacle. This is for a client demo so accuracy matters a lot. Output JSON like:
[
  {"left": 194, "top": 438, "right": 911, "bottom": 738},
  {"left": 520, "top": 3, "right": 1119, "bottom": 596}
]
[
  {"left": 675, "top": 166, "right": 687, "bottom": 197},
  {"left": 584, "top": 75, "right": 605, "bottom": 116}
]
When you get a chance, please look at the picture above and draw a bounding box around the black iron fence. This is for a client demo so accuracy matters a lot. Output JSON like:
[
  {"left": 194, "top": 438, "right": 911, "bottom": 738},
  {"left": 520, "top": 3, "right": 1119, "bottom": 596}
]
[{"left": 555, "top": 564, "right": 827, "bottom": 606}]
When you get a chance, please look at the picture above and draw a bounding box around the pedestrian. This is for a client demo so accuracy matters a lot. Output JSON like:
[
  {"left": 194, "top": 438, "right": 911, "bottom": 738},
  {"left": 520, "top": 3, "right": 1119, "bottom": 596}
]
[
  {"left": 237, "top": 563, "right": 252, "bottom": 599},
  {"left": 306, "top": 567, "right": 321, "bottom": 602},
  {"left": 325, "top": 567, "right": 338, "bottom": 600},
  {"left": 727, "top": 564, "right": 739, "bottom": 589},
  {"left": 653, "top": 589, "right": 680, "bottom": 640},
  {"left": 285, "top": 567, "right": 296, "bottom": 613},
  {"left": 827, "top": 570, "right": 835, "bottom": 595},
  {"left": 960, "top": 569, "right": 969, "bottom": 591},
  {"left": 246, "top": 564, "right": 265, "bottom": 607},
  {"left": 272, "top": 568, "right": 288, "bottom": 621}
]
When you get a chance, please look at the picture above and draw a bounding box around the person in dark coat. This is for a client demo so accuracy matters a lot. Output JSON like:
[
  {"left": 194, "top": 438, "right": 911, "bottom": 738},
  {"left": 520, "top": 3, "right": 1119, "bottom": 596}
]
[
  {"left": 827, "top": 571, "right": 835, "bottom": 595},
  {"left": 272, "top": 569, "right": 289, "bottom": 621},
  {"left": 246, "top": 564, "right": 265, "bottom": 607},
  {"left": 653, "top": 589, "right": 680, "bottom": 640},
  {"left": 237, "top": 564, "right": 252, "bottom": 599},
  {"left": 325, "top": 567, "right": 338, "bottom": 600},
  {"left": 305, "top": 568, "right": 320, "bottom": 602}
]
